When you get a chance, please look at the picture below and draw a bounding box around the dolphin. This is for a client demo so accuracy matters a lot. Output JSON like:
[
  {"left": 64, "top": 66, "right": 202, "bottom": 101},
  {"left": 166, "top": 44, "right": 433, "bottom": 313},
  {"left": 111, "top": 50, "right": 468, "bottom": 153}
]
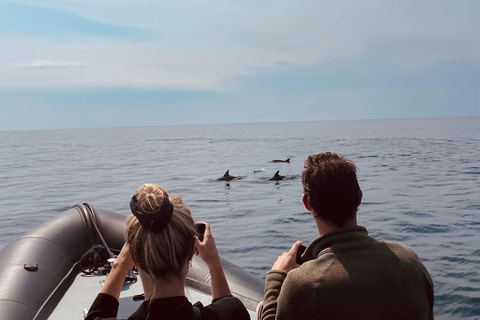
[
  {"left": 253, "top": 169, "right": 265, "bottom": 173},
  {"left": 270, "top": 158, "right": 291, "bottom": 163},
  {"left": 268, "top": 170, "right": 286, "bottom": 181},
  {"left": 217, "top": 170, "right": 239, "bottom": 181}
]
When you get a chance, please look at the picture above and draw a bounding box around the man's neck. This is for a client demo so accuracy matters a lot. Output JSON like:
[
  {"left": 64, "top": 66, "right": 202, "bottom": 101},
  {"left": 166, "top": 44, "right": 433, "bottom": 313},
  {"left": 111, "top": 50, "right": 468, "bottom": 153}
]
[{"left": 315, "top": 216, "right": 358, "bottom": 237}]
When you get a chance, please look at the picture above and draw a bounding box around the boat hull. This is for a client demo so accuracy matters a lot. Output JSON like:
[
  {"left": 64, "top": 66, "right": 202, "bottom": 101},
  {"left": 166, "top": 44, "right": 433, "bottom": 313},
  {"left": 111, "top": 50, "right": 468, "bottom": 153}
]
[{"left": 0, "top": 204, "right": 263, "bottom": 319}]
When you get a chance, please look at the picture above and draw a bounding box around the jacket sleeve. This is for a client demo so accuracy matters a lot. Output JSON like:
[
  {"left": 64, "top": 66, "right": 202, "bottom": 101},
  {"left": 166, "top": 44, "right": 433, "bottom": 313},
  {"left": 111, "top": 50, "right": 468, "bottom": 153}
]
[
  {"left": 85, "top": 293, "right": 120, "bottom": 320},
  {"left": 260, "top": 270, "right": 287, "bottom": 320}
]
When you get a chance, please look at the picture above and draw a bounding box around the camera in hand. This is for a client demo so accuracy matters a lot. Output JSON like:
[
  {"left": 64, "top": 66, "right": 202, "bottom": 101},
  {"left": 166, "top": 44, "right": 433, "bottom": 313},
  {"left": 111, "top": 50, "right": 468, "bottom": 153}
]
[{"left": 296, "top": 245, "right": 307, "bottom": 265}]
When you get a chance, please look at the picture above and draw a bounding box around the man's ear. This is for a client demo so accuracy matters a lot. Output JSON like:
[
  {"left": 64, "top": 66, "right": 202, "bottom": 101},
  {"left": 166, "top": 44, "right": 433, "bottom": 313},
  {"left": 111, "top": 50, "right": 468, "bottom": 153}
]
[
  {"left": 302, "top": 194, "right": 312, "bottom": 211},
  {"left": 358, "top": 190, "right": 363, "bottom": 207}
]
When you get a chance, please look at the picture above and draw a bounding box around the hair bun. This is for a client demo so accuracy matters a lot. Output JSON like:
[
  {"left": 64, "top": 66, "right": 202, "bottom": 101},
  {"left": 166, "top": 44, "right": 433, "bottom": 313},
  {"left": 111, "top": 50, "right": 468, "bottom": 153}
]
[
  {"left": 136, "top": 184, "right": 166, "bottom": 213},
  {"left": 129, "top": 195, "right": 173, "bottom": 233}
]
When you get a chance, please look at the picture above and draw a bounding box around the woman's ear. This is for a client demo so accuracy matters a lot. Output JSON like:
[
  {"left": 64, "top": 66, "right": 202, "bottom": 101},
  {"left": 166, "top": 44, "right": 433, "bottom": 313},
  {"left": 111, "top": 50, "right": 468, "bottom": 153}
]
[{"left": 189, "top": 242, "right": 196, "bottom": 260}]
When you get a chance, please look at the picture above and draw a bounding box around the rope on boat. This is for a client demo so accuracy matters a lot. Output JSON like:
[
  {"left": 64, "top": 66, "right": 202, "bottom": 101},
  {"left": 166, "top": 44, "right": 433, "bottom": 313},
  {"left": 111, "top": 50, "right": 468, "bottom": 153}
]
[
  {"left": 83, "top": 203, "right": 117, "bottom": 259},
  {"left": 79, "top": 244, "right": 115, "bottom": 275},
  {"left": 77, "top": 203, "right": 136, "bottom": 283}
]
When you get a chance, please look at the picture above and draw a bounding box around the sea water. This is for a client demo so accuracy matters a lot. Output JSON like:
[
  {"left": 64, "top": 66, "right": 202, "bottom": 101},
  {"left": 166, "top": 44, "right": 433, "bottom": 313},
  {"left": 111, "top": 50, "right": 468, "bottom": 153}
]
[{"left": 0, "top": 117, "right": 479, "bottom": 319}]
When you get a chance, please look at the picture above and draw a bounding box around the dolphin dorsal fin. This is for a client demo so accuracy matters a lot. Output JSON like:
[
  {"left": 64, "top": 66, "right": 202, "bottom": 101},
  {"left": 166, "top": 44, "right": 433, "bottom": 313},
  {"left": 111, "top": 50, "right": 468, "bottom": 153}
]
[
  {"left": 286, "top": 158, "right": 291, "bottom": 162},
  {"left": 274, "top": 170, "right": 280, "bottom": 176},
  {"left": 224, "top": 170, "right": 230, "bottom": 177}
]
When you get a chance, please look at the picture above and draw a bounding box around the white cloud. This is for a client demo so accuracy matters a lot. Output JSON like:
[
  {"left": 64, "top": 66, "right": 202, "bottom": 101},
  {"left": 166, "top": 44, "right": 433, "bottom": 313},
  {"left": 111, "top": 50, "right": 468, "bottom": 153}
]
[
  {"left": 1, "top": 0, "right": 478, "bottom": 89},
  {"left": 0, "top": 35, "right": 289, "bottom": 90},
  {"left": 11, "top": 60, "right": 86, "bottom": 69}
]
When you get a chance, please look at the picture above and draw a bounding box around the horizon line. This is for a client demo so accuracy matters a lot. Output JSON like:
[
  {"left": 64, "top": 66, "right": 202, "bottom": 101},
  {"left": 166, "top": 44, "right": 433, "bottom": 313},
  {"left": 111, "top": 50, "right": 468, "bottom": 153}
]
[{"left": 0, "top": 115, "right": 478, "bottom": 133}]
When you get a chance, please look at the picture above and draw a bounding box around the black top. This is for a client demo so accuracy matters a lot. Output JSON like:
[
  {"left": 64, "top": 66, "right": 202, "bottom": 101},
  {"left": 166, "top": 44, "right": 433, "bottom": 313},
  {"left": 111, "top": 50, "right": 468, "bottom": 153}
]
[{"left": 85, "top": 293, "right": 250, "bottom": 320}]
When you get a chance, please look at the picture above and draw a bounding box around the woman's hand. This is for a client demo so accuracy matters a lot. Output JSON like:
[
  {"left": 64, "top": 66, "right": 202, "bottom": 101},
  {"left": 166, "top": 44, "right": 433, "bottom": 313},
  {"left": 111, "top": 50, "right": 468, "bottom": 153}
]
[
  {"left": 194, "top": 222, "right": 221, "bottom": 270},
  {"left": 100, "top": 243, "right": 135, "bottom": 300},
  {"left": 113, "top": 243, "right": 135, "bottom": 271},
  {"left": 194, "top": 222, "right": 232, "bottom": 299},
  {"left": 271, "top": 241, "right": 303, "bottom": 273}
]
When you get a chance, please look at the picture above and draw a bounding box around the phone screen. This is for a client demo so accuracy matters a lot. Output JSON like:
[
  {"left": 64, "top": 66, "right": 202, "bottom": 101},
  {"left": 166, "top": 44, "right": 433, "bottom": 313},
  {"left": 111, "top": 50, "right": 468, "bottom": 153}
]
[{"left": 195, "top": 223, "right": 206, "bottom": 242}]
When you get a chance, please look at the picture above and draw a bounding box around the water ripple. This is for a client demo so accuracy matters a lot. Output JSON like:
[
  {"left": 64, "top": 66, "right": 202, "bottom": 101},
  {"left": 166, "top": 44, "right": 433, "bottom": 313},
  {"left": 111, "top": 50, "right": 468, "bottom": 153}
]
[{"left": 0, "top": 118, "right": 479, "bottom": 319}]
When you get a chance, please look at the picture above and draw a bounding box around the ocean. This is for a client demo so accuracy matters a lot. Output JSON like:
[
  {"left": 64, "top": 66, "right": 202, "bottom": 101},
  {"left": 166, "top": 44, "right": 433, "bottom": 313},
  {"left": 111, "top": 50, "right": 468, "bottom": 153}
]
[{"left": 0, "top": 117, "right": 479, "bottom": 319}]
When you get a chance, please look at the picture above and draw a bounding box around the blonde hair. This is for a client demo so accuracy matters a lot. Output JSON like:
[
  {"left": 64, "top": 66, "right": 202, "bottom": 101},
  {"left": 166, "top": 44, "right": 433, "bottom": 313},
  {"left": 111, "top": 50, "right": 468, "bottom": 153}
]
[{"left": 125, "top": 183, "right": 196, "bottom": 281}]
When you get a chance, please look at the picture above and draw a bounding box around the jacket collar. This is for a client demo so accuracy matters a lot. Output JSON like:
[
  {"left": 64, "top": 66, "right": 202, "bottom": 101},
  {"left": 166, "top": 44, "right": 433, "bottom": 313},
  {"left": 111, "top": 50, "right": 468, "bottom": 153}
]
[{"left": 302, "top": 226, "right": 374, "bottom": 261}]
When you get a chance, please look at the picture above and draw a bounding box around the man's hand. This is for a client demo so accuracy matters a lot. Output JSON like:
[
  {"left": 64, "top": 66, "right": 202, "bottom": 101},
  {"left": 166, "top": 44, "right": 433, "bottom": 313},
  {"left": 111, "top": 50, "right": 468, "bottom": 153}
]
[{"left": 271, "top": 241, "right": 303, "bottom": 272}]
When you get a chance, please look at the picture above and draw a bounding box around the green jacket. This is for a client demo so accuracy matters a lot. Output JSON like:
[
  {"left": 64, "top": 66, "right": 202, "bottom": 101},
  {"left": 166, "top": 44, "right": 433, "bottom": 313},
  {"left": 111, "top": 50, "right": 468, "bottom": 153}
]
[{"left": 261, "top": 226, "right": 434, "bottom": 320}]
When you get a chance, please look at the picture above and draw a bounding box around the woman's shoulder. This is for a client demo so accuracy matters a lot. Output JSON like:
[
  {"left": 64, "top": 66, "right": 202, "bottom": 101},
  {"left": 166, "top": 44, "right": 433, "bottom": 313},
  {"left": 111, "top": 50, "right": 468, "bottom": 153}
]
[{"left": 199, "top": 296, "right": 249, "bottom": 320}]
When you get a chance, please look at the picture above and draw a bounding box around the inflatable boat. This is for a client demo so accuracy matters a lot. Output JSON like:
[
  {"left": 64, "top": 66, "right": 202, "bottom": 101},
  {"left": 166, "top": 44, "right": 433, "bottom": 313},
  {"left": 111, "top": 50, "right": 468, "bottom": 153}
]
[{"left": 0, "top": 204, "right": 264, "bottom": 319}]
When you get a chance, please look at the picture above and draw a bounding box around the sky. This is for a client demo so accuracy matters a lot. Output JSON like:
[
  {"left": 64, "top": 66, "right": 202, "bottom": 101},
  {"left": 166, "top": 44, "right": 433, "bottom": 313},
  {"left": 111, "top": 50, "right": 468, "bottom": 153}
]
[{"left": 0, "top": 0, "right": 479, "bottom": 131}]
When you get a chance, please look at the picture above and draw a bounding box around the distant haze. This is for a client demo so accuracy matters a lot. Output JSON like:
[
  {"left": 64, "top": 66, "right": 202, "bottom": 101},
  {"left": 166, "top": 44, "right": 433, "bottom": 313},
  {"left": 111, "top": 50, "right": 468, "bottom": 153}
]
[{"left": 0, "top": 0, "right": 479, "bottom": 131}]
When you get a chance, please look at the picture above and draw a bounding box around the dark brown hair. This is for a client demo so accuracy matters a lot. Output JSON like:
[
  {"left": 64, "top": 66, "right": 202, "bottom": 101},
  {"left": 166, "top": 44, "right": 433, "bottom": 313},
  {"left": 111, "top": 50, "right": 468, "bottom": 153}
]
[{"left": 302, "top": 152, "right": 362, "bottom": 226}]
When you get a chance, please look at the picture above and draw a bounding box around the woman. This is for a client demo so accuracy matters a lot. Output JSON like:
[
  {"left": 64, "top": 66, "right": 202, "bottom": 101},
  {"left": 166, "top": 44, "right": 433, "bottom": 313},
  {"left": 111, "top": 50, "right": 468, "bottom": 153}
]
[{"left": 86, "top": 183, "right": 249, "bottom": 320}]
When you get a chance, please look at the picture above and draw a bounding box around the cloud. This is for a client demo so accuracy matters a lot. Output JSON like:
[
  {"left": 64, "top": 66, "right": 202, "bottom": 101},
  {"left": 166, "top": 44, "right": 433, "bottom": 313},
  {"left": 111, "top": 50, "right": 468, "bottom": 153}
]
[
  {"left": 10, "top": 60, "right": 86, "bottom": 69},
  {"left": 1, "top": 0, "right": 478, "bottom": 91},
  {"left": 0, "top": 0, "right": 478, "bottom": 130},
  {"left": 0, "top": 35, "right": 285, "bottom": 90}
]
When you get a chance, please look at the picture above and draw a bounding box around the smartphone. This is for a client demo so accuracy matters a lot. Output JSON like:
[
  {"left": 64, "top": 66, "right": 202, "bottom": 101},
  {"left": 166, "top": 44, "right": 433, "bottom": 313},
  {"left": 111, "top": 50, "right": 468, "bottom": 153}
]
[
  {"left": 296, "top": 245, "right": 307, "bottom": 265},
  {"left": 195, "top": 223, "right": 206, "bottom": 242}
]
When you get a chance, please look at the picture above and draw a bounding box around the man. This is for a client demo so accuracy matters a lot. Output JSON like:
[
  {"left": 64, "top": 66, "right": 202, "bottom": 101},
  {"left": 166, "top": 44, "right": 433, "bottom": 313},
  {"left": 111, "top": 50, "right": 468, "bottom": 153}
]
[{"left": 260, "top": 152, "right": 434, "bottom": 320}]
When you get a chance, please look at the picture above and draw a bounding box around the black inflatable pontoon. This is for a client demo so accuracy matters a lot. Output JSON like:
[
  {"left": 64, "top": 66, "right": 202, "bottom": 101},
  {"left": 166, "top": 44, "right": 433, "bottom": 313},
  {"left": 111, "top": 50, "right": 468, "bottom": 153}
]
[{"left": 0, "top": 204, "right": 264, "bottom": 320}]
